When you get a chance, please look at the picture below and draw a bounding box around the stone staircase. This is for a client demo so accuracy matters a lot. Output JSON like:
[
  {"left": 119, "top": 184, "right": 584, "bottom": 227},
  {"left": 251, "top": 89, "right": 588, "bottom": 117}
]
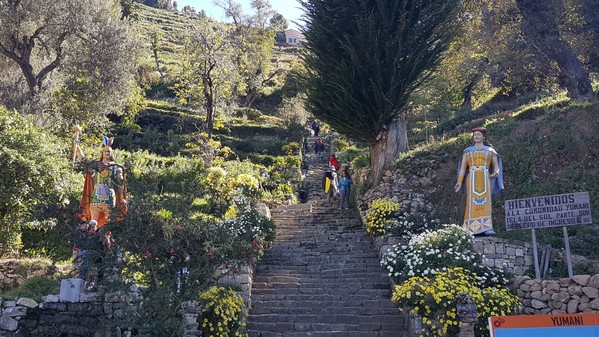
[{"left": 247, "top": 137, "right": 408, "bottom": 336}]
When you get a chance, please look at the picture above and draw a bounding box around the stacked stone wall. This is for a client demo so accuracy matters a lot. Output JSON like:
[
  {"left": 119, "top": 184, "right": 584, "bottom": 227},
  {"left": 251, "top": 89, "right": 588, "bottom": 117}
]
[
  {"left": 0, "top": 287, "right": 142, "bottom": 337},
  {"left": 0, "top": 259, "right": 53, "bottom": 292},
  {"left": 513, "top": 275, "right": 599, "bottom": 314}
]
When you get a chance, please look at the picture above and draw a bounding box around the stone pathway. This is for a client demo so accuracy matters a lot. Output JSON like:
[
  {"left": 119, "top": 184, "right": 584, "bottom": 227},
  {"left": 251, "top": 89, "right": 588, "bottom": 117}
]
[{"left": 246, "top": 136, "right": 408, "bottom": 336}]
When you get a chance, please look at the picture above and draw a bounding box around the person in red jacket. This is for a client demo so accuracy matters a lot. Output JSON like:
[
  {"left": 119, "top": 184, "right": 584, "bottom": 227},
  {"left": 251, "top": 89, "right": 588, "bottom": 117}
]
[{"left": 329, "top": 154, "right": 340, "bottom": 172}]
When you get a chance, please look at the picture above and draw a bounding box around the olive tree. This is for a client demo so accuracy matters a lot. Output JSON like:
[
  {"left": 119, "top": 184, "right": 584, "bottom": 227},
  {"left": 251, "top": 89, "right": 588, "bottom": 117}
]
[{"left": 0, "top": 0, "right": 138, "bottom": 123}]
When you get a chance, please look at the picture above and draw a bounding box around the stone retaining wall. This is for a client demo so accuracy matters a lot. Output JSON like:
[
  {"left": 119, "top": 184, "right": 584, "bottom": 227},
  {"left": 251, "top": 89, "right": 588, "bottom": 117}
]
[
  {"left": 513, "top": 275, "right": 599, "bottom": 314},
  {"left": 0, "top": 287, "right": 142, "bottom": 337},
  {"left": 0, "top": 259, "right": 53, "bottom": 292}
]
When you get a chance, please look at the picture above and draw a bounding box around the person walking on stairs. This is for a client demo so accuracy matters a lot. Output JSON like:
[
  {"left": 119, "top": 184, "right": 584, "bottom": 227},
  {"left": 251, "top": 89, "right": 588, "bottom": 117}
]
[
  {"left": 338, "top": 169, "right": 353, "bottom": 209},
  {"left": 329, "top": 153, "right": 340, "bottom": 172},
  {"left": 322, "top": 165, "right": 339, "bottom": 206}
]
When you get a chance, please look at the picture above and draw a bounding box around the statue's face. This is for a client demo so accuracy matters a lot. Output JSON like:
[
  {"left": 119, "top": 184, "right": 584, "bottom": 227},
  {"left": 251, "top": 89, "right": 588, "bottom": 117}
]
[
  {"left": 102, "top": 149, "right": 113, "bottom": 161},
  {"left": 473, "top": 131, "right": 485, "bottom": 143}
]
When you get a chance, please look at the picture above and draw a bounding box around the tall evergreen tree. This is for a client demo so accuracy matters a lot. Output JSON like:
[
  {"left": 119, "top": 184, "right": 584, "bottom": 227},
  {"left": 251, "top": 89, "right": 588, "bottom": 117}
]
[{"left": 301, "top": 0, "right": 460, "bottom": 181}]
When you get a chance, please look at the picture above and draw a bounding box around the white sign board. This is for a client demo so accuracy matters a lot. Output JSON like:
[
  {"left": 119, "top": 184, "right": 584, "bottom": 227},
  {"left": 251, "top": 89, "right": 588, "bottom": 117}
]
[{"left": 505, "top": 192, "right": 592, "bottom": 231}]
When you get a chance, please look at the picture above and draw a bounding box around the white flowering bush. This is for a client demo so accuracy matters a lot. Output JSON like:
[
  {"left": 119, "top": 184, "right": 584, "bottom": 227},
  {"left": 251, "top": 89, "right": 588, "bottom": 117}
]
[
  {"left": 381, "top": 224, "right": 508, "bottom": 287},
  {"left": 214, "top": 209, "right": 276, "bottom": 263},
  {"left": 227, "top": 174, "right": 261, "bottom": 209},
  {"left": 387, "top": 212, "right": 443, "bottom": 239}
]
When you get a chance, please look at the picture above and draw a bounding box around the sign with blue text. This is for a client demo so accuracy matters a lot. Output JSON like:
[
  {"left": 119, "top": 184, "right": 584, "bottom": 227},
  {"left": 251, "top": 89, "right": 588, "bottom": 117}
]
[
  {"left": 505, "top": 192, "right": 592, "bottom": 231},
  {"left": 489, "top": 313, "right": 599, "bottom": 337}
]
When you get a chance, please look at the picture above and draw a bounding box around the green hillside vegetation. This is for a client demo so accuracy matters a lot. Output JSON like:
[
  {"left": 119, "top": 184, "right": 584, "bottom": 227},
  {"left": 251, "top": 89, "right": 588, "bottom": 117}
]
[
  {"left": 1, "top": 0, "right": 599, "bottom": 333},
  {"left": 394, "top": 96, "right": 599, "bottom": 266}
]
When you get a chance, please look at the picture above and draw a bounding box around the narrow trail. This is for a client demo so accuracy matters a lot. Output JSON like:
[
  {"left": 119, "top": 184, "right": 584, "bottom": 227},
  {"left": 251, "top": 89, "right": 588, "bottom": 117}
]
[{"left": 246, "top": 136, "right": 408, "bottom": 337}]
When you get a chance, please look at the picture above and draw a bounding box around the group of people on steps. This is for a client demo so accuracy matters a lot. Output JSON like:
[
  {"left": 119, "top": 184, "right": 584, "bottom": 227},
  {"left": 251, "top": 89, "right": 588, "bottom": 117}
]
[
  {"left": 322, "top": 154, "right": 353, "bottom": 209},
  {"left": 304, "top": 120, "right": 354, "bottom": 208}
]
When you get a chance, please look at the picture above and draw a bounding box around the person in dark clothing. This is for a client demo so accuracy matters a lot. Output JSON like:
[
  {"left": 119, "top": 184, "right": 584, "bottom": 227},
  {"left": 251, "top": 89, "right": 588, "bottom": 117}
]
[{"left": 311, "top": 120, "right": 320, "bottom": 136}]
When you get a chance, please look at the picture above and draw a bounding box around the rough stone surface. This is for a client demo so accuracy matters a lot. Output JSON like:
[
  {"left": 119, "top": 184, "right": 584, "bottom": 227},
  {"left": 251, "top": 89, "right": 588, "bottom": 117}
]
[
  {"left": 16, "top": 297, "right": 38, "bottom": 308},
  {"left": 517, "top": 274, "right": 599, "bottom": 315}
]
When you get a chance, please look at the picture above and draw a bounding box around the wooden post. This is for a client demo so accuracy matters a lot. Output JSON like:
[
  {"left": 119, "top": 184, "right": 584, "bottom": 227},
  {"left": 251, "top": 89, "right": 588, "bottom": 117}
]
[
  {"left": 563, "top": 226, "right": 574, "bottom": 277},
  {"left": 531, "top": 229, "right": 541, "bottom": 279}
]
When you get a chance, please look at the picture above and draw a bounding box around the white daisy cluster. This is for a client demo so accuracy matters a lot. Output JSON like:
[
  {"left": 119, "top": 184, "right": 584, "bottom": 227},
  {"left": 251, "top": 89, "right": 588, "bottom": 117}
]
[
  {"left": 387, "top": 212, "right": 442, "bottom": 239},
  {"left": 218, "top": 209, "right": 270, "bottom": 239},
  {"left": 381, "top": 224, "right": 509, "bottom": 286}
]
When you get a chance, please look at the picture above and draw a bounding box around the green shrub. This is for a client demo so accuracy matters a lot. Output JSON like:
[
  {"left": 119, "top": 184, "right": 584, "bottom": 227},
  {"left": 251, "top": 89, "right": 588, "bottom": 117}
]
[
  {"left": 3, "top": 275, "right": 61, "bottom": 302},
  {"left": 281, "top": 141, "right": 300, "bottom": 155},
  {"left": 350, "top": 152, "right": 370, "bottom": 170},
  {"left": 336, "top": 145, "right": 365, "bottom": 164},
  {"left": 199, "top": 286, "right": 247, "bottom": 337},
  {"left": 364, "top": 198, "right": 400, "bottom": 235},
  {"left": 0, "top": 107, "right": 79, "bottom": 257},
  {"left": 233, "top": 107, "right": 263, "bottom": 121}
]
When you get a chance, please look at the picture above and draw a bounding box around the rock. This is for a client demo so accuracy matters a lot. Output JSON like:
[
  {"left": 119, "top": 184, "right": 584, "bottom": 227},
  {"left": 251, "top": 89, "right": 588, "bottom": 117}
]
[
  {"left": 2, "top": 306, "right": 27, "bottom": 317},
  {"left": 543, "top": 281, "right": 560, "bottom": 294},
  {"left": 0, "top": 317, "right": 18, "bottom": 331},
  {"left": 582, "top": 287, "right": 599, "bottom": 299},
  {"left": 572, "top": 275, "right": 591, "bottom": 286},
  {"left": 558, "top": 278, "right": 573, "bottom": 287},
  {"left": 567, "top": 299, "right": 579, "bottom": 314},
  {"left": 531, "top": 299, "right": 548, "bottom": 309},
  {"left": 520, "top": 284, "right": 531, "bottom": 292},
  {"left": 531, "top": 291, "right": 543, "bottom": 300},
  {"left": 42, "top": 295, "right": 60, "bottom": 303},
  {"left": 590, "top": 298, "right": 599, "bottom": 310},
  {"left": 551, "top": 291, "right": 570, "bottom": 303},
  {"left": 16, "top": 297, "right": 38, "bottom": 308},
  {"left": 588, "top": 275, "right": 599, "bottom": 288},
  {"left": 530, "top": 282, "right": 543, "bottom": 292},
  {"left": 578, "top": 302, "right": 590, "bottom": 311},
  {"left": 385, "top": 170, "right": 393, "bottom": 177},
  {"left": 568, "top": 284, "right": 583, "bottom": 296}
]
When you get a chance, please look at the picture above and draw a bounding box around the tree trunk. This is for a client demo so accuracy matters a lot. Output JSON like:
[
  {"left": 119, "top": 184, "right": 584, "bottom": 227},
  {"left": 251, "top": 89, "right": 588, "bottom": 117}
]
[
  {"left": 515, "top": 0, "right": 593, "bottom": 101},
  {"left": 203, "top": 84, "right": 215, "bottom": 140},
  {"left": 369, "top": 120, "right": 409, "bottom": 183}
]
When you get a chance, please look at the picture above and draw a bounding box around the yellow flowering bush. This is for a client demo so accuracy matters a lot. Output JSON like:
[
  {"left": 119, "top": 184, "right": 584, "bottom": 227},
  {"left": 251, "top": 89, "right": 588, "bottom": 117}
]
[
  {"left": 365, "top": 198, "right": 400, "bottom": 235},
  {"left": 392, "top": 267, "right": 521, "bottom": 337},
  {"left": 199, "top": 286, "right": 248, "bottom": 337}
]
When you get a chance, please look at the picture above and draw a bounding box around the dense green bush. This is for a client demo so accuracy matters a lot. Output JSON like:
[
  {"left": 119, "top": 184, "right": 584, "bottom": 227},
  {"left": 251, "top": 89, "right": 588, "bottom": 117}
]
[{"left": 0, "top": 107, "right": 80, "bottom": 257}]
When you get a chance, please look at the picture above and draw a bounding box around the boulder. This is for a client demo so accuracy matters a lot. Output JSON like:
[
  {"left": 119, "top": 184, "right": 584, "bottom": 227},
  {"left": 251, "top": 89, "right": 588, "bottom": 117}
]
[
  {"left": 582, "top": 287, "right": 599, "bottom": 299},
  {"left": 567, "top": 299, "right": 580, "bottom": 314},
  {"left": 567, "top": 284, "right": 583, "bottom": 296},
  {"left": 588, "top": 274, "right": 599, "bottom": 288},
  {"left": 16, "top": 297, "right": 38, "bottom": 308},
  {"left": 572, "top": 275, "right": 591, "bottom": 286},
  {"left": 551, "top": 291, "right": 570, "bottom": 303},
  {"left": 531, "top": 299, "right": 548, "bottom": 309}
]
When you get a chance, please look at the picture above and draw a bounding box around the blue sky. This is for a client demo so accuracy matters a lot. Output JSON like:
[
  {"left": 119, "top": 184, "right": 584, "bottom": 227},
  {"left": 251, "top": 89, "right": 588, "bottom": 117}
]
[{"left": 174, "top": 0, "right": 305, "bottom": 30}]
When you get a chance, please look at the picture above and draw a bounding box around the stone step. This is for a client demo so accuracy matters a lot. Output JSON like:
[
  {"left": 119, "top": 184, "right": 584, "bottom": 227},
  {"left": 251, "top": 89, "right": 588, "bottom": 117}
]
[
  {"left": 248, "top": 143, "right": 408, "bottom": 336},
  {"left": 248, "top": 315, "right": 406, "bottom": 337},
  {"left": 249, "top": 330, "right": 407, "bottom": 337}
]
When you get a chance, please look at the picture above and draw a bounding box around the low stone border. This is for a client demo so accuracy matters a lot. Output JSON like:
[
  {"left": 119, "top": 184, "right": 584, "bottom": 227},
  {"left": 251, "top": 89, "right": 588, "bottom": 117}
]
[{"left": 514, "top": 274, "right": 599, "bottom": 314}]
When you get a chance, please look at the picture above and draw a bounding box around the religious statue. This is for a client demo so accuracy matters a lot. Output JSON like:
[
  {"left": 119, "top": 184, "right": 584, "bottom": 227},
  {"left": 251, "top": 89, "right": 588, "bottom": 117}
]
[
  {"left": 455, "top": 127, "right": 503, "bottom": 236},
  {"left": 78, "top": 136, "right": 127, "bottom": 228}
]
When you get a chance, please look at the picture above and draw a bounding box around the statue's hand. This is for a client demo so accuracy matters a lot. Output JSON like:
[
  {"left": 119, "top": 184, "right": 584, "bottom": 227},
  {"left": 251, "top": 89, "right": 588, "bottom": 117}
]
[{"left": 454, "top": 182, "right": 462, "bottom": 192}]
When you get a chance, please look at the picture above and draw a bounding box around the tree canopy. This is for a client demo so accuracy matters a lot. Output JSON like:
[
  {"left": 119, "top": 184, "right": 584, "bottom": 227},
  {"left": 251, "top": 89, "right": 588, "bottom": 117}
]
[
  {"left": 0, "top": 0, "right": 137, "bottom": 123},
  {"left": 301, "top": 0, "right": 461, "bottom": 145}
]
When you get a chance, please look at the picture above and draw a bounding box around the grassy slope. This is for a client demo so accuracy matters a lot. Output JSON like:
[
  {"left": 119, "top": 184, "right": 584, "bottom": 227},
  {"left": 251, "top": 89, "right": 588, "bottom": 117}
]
[
  {"left": 396, "top": 98, "right": 599, "bottom": 263},
  {"left": 125, "top": 4, "right": 302, "bottom": 158}
]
